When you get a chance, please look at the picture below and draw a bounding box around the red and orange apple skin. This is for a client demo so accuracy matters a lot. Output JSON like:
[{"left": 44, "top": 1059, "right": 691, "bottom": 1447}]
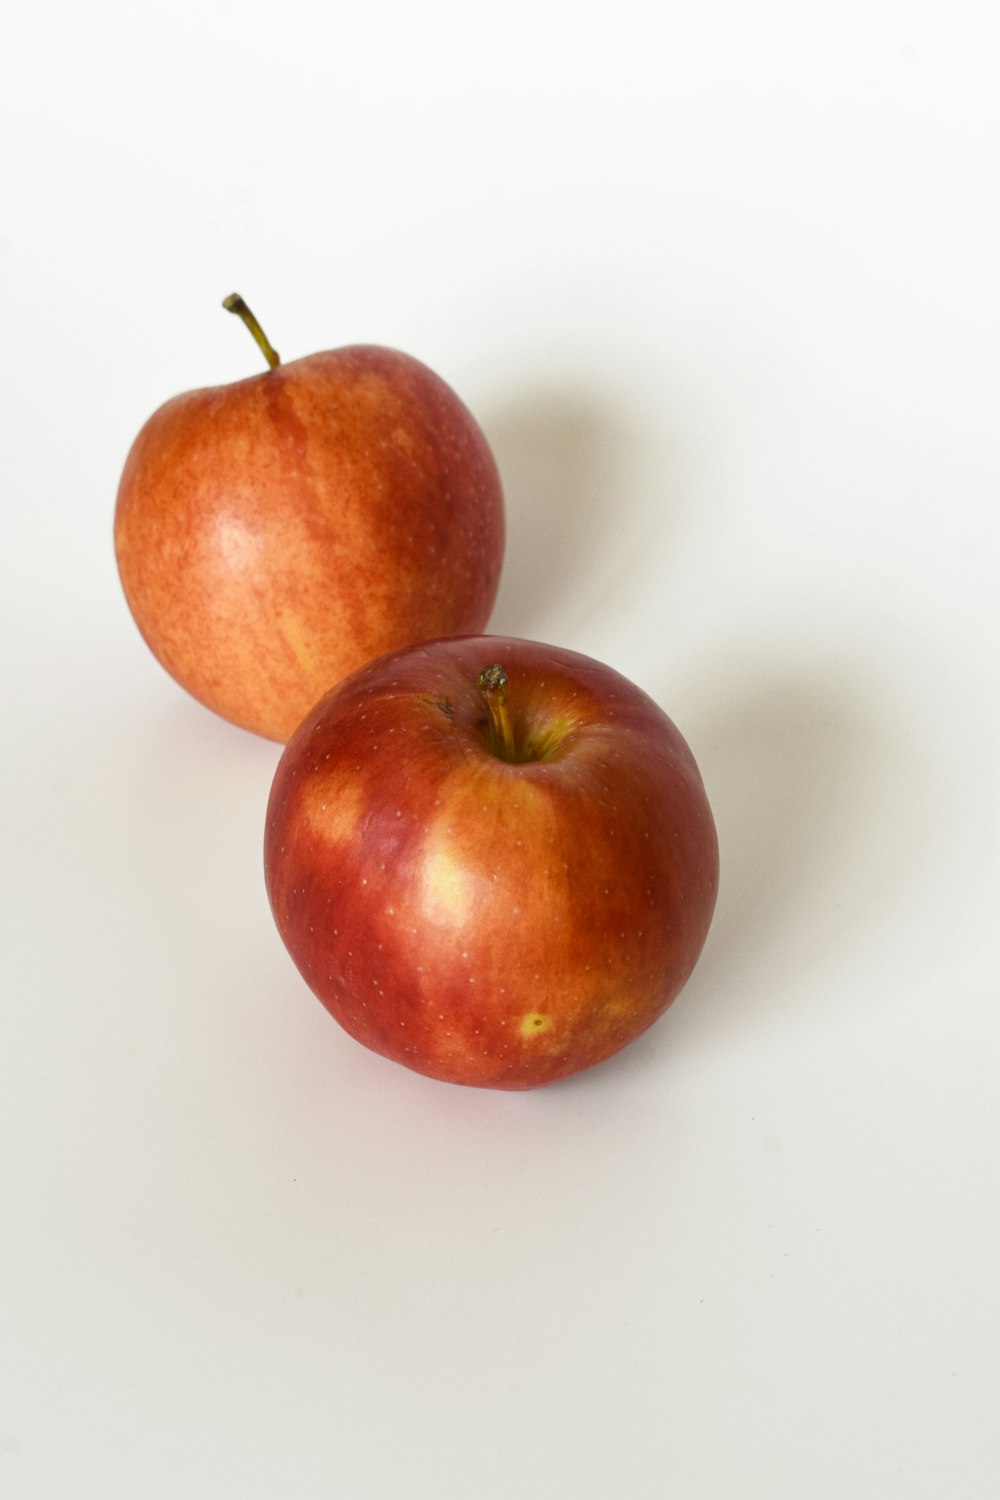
[
  {"left": 264, "top": 636, "right": 719, "bottom": 1090},
  {"left": 114, "top": 346, "right": 504, "bottom": 742}
]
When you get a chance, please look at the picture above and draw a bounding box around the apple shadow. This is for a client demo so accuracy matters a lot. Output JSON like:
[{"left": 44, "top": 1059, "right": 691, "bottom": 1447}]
[
  {"left": 482, "top": 391, "right": 667, "bottom": 641},
  {"left": 550, "top": 656, "right": 923, "bottom": 1094},
  {"left": 680, "top": 671, "right": 873, "bottom": 1018}
]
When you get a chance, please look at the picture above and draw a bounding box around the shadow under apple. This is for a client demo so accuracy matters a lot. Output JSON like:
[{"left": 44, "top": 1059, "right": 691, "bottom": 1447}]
[
  {"left": 482, "top": 390, "right": 660, "bottom": 641},
  {"left": 552, "top": 656, "right": 914, "bottom": 1092},
  {"left": 684, "top": 671, "right": 873, "bottom": 1020}
]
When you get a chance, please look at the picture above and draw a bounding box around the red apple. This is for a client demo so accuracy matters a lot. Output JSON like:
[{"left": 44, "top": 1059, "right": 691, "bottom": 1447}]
[
  {"left": 114, "top": 295, "right": 504, "bottom": 742},
  {"left": 265, "top": 635, "right": 718, "bottom": 1090}
]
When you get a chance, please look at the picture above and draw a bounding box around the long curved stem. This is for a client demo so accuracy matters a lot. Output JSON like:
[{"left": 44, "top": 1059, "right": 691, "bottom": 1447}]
[{"left": 222, "top": 293, "right": 281, "bottom": 369}]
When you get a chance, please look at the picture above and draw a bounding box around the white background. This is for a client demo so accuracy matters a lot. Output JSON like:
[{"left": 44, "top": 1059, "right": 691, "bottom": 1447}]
[{"left": 2, "top": 1, "right": 998, "bottom": 1495}]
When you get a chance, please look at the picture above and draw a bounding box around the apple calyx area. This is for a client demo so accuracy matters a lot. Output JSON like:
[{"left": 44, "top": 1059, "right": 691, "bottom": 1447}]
[{"left": 222, "top": 292, "right": 281, "bottom": 369}]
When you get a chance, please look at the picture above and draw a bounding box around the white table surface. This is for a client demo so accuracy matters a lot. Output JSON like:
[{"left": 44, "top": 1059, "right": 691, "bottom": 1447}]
[{"left": 3, "top": 3, "right": 998, "bottom": 1496}]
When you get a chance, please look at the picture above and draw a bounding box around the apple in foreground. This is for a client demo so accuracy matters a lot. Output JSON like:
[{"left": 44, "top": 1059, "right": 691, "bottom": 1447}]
[
  {"left": 264, "top": 636, "right": 719, "bottom": 1090},
  {"left": 114, "top": 295, "right": 504, "bottom": 742}
]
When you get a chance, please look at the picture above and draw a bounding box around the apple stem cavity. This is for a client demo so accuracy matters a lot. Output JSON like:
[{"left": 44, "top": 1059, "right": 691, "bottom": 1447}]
[
  {"left": 222, "top": 293, "right": 281, "bottom": 370},
  {"left": 477, "top": 663, "right": 518, "bottom": 761}
]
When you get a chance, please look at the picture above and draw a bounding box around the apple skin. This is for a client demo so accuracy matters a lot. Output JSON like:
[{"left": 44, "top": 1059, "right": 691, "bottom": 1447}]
[
  {"left": 114, "top": 345, "right": 504, "bottom": 742},
  {"left": 264, "top": 636, "right": 719, "bottom": 1090}
]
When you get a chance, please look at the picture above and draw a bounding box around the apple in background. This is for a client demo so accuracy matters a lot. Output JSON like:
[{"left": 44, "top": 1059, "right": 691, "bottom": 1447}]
[
  {"left": 114, "top": 295, "right": 504, "bottom": 742},
  {"left": 265, "top": 636, "right": 719, "bottom": 1090}
]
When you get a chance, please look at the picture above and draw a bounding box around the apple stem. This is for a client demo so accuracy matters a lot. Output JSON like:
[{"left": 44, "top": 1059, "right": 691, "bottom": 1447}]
[
  {"left": 477, "top": 664, "right": 517, "bottom": 761},
  {"left": 222, "top": 293, "right": 281, "bottom": 369}
]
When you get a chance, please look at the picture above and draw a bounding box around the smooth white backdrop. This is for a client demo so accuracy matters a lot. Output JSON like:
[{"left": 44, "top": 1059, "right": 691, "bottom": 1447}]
[{"left": 2, "top": 2, "right": 998, "bottom": 1496}]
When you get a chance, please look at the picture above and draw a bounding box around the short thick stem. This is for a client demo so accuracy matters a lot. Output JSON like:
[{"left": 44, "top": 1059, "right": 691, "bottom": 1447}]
[
  {"left": 477, "top": 664, "right": 516, "bottom": 761},
  {"left": 222, "top": 293, "right": 281, "bottom": 369}
]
